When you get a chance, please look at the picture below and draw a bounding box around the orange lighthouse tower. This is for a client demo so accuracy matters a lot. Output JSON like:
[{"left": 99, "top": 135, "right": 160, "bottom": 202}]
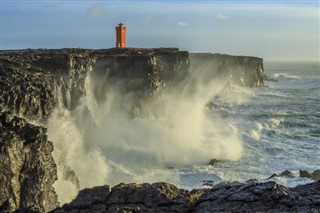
[{"left": 115, "top": 23, "right": 126, "bottom": 48}]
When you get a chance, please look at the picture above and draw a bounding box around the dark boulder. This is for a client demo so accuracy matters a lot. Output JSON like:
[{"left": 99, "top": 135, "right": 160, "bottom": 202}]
[
  {"left": 267, "top": 170, "right": 295, "bottom": 179},
  {"left": 279, "top": 170, "right": 295, "bottom": 178},
  {"left": 208, "top": 159, "right": 224, "bottom": 166},
  {"left": 312, "top": 170, "right": 320, "bottom": 182},
  {"left": 299, "top": 169, "right": 320, "bottom": 182},
  {"left": 300, "top": 170, "right": 313, "bottom": 178}
]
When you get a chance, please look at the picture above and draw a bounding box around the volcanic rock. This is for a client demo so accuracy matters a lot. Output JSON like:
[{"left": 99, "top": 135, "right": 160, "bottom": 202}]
[
  {"left": 208, "top": 159, "right": 224, "bottom": 166},
  {"left": 189, "top": 53, "right": 264, "bottom": 87},
  {"left": 0, "top": 112, "right": 58, "bottom": 212},
  {"left": 299, "top": 169, "right": 320, "bottom": 182},
  {"left": 50, "top": 181, "right": 320, "bottom": 213},
  {"left": 300, "top": 170, "right": 313, "bottom": 179},
  {"left": 312, "top": 170, "right": 320, "bottom": 182},
  {"left": 267, "top": 170, "right": 295, "bottom": 179},
  {"left": 279, "top": 170, "right": 295, "bottom": 178}
]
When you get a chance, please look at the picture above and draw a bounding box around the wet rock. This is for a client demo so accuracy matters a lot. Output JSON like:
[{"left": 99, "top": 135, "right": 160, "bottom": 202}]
[
  {"left": 208, "top": 159, "right": 224, "bottom": 166},
  {"left": 246, "top": 178, "right": 259, "bottom": 185},
  {"left": 0, "top": 199, "right": 16, "bottom": 213},
  {"left": 56, "top": 185, "right": 110, "bottom": 212},
  {"left": 267, "top": 170, "right": 295, "bottom": 179},
  {"left": 279, "top": 170, "right": 295, "bottom": 178},
  {"left": 50, "top": 181, "right": 320, "bottom": 213},
  {"left": 194, "top": 181, "right": 320, "bottom": 212},
  {"left": 312, "top": 170, "right": 320, "bottom": 182},
  {"left": 202, "top": 180, "right": 215, "bottom": 187},
  {"left": 190, "top": 53, "right": 264, "bottom": 88},
  {"left": 300, "top": 170, "right": 313, "bottom": 178},
  {"left": 267, "top": 173, "right": 278, "bottom": 179},
  {"left": 299, "top": 169, "right": 320, "bottom": 182},
  {"left": 107, "top": 182, "right": 191, "bottom": 212},
  {"left": 206, "top": 102, "right": 219, "bottom": 109},
  {"left": 0, "top": 112, "right": 58, "bottom": 212},
  {"left": 51, "top": 182, "right": 192, "bottom": 213}
]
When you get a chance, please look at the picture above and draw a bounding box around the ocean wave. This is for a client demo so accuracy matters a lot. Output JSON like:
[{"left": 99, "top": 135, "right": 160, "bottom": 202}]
[
  {"left": 272, "top": 73, "right": 301, "bottom": 80},
  {"left": 269, "top": 118, "right": 281, "bottom": 128},
  {"left": 261, "top": 176, "right": 314, "bottom": 188},
  {"left": 259, "top": 90, "right": 288, "bottom": 98},
  {"left": 306, "top": 130, "right": 320, "bottom": 137}
]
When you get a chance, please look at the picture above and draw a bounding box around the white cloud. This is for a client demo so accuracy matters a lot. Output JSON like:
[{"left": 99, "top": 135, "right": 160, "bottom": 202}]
[
  {"left": 216, "top": 14, "right": 229, "bottom": 20},
  {"left": 178, "top": 21, "right": 188, "bottom": 27},
  {"left": 87, "top": 4, "right": 107, "bottom": 19}
]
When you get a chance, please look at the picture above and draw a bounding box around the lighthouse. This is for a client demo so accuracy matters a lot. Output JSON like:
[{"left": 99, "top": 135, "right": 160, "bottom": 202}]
[{"left": 115, "top": 23, "right": 126, "bottom": 48}]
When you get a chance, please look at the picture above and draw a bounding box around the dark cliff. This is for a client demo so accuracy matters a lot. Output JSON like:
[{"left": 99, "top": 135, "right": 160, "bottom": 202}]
[
  {"left": 0, "top": 112, "right": 58, "bottom": 212},
  {"left": 0, "top": 49, "right": 263, "bottom": 121},
  {"left": 190, "top": 53, "right": 264, "bottom": 87},
  {"left": 0, "top": 48, "right": 268, "bottom": 212},
  {"left": 0, "top": 48, "right": 189, "bottom": 120}
]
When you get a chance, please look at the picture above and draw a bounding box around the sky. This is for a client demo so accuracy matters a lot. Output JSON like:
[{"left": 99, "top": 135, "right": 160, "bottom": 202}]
[{"left": 1, "top": 0, "right": 319, "bottom": 61}]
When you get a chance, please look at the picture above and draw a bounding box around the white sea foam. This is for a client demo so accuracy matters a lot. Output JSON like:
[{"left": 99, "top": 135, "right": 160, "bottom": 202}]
[
  {"left": 250, "top": 130, "right": 261, "bottom": 140},
  {"left": 223, "top": 86, "right": 255, "bottom": 104},
  {"left": 273, "top": 73, "right": 301, "bottom": 80},
  {"left": 47, "top": 62, "right": 320, "bottom": 203},
  {"left": 48, "top": 64, "right": 244, "bottom": 203},
  {"left": 47, "top": 108, "right": 109, "bottom": 204},
  {"left": 269, "top": 118, "right": 281, "bottom": 128},
  {"left": 261, "top": 176, "right": 314, "bottom": 188}
]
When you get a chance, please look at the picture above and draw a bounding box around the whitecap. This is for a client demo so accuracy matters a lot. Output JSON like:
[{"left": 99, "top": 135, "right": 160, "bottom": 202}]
[
  {"left": 261, "top": 176, "right": 314, "bottom": 188},
  {"left": 255, "top": 122, "right": 264, "bottom": 130},
  {"left": 269, "top": 118, "right": 281, "bottom": 128},
  {"left": 250, "top": 130, "right": 260, "bottom": 140},
  {"left": 273, "top": 73, "right": 301, "bottom": 80}
]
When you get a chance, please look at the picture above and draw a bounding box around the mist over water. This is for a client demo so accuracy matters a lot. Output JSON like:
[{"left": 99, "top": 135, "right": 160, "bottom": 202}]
[
  {"left": 47, "top": 64, "right": 244, "bottom": 203},
  {"left": 47, "top": 61, "right": 320, "bottom": 204}
]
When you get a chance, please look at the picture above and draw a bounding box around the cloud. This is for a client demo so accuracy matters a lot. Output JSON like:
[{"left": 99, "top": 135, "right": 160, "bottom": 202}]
[
  {"left": 178, "top": 21, "right": 188, "bottom": 27},
  {"left": 216, "top": 14, "right": 229, "bottom": 20},
  {"left": 87, "top": 4, "right": 107, "bottom": 19}
]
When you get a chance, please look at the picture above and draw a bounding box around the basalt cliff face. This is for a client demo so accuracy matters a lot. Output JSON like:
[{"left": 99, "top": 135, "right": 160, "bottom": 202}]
[
  {"left": 0, "top": 48, "right": 268, "bottom": 212},
  {"left": 0, "top": 112, "right": 58, "bottom": 212},
  {"left": 190, "top": 53, "right": 264, "bottom": 87},
  {"left": 0, "top": 48, "right": 189, "bottom": 120}
]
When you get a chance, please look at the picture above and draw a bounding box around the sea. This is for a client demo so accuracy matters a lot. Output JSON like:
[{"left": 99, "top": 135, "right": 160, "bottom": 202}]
[
  {"left": 179, "top": 61, "right": 320, "bottom": 189},
  {"left": 48, "top": 61, "right": 320, "bottom": 203}
]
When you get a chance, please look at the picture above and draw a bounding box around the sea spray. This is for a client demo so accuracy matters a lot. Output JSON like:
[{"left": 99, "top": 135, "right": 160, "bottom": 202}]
[
  {"left": 47, "top": 107, "right": 109, "bottom": 204},
  {"left": 48, "top": 62, "right": 244, "bottom": 203}
]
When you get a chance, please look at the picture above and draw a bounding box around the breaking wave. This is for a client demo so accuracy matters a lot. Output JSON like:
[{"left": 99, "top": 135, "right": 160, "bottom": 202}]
[{"left": 47, "top": 65, "right": 244, "bottom": 203}]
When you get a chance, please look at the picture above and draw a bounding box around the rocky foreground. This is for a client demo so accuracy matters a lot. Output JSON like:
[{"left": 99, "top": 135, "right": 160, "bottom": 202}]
[{"left": 50, "top": 180, "right": 320, "bottom": 213}]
